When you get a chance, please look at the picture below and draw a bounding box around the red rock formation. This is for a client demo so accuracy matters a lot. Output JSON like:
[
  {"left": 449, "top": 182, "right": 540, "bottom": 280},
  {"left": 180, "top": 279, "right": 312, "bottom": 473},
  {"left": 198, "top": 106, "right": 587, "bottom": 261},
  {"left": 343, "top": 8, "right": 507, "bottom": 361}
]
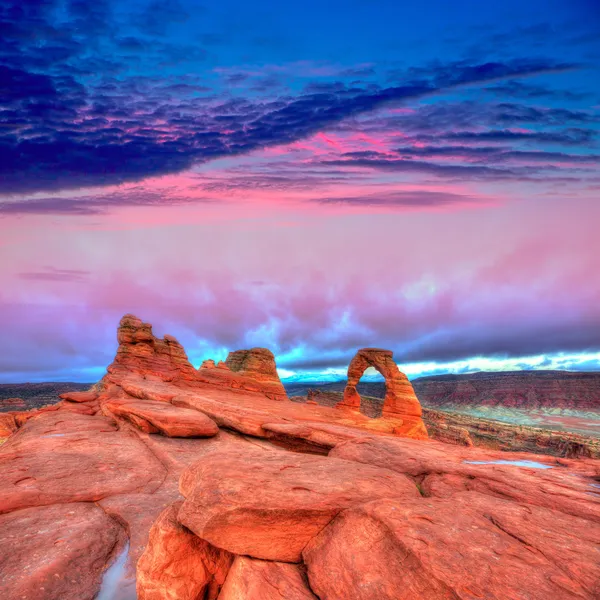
[
  {"left": 177, "top": 445, "right": 419, "bottom": 562},
  {"left": 303, "top": 495, "right": 599, "bottom": 600},
  {"left": 336, "top": 348, "right": 427, "bottom": 439},
  {"left": 219, "top": 557, "right": 318, "bottom": 600},
  {"left": 104, "top": 314, "right": 198, "bottom": 384},
  {"left": 137, "top": 502, "right": 233, "bottom": 600},
  {"left": 0, "top": 411, "right": 165, "bottom": 514},
  {"left": 0, "top": 413, "right": 18, "bottom": 437},
  {"left": 103, "top": 398, "right": 219, "bottom": 437},
  {"left": 0, "top": 397, "right": 26, "bottom": 411},
  {"left": 59, "top": 390, "right": 98, "bottom": 403},
  {"left": 198, "top": 347, "right": 288, "bottom": 401}
]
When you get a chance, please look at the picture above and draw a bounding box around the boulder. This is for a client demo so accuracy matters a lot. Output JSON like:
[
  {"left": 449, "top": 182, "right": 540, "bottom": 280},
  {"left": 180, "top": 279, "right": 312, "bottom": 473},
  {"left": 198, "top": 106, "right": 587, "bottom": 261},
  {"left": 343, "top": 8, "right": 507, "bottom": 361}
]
[
  {"left": 177, "top": 445, "right": 419, "bottom": 562},
  {"left": 59, "top": 390, "right": 98, "bottom": 403},
  {"left": 104, "top": 398, "right": 219, "bottom": 437},
  {"left": 137, "top": 502, "right": 233, "bottom": 600},
  {"left": 219, "top": 556, "right": 318, "bottom": 600}
]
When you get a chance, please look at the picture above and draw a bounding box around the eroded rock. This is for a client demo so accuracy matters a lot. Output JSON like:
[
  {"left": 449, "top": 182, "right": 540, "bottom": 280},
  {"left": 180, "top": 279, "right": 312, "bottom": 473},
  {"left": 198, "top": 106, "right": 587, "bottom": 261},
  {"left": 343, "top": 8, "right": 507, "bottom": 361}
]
[
  {"left": 177, "top": 445, "right": 419, "bottom": 562},
  {"left": 219, "top": 556, "right": 318, "bottom": 600},
  {"left": 303, "top": 495, "right": 599, "bottom": 600},
  {"left": 0, "top": 412, "right": 165, "bottom": 513},
  {"left": 336, "top": 348, "right": 428, "bottom": 439},
  {"left": 0, "top": 502, "right": 126, "bottom": 600},
  {"left": 137, "top": 502, "right": 233, "bottom": 600},
  {"left": 104, "top": 398, "right": 219, "bottom": 437}
]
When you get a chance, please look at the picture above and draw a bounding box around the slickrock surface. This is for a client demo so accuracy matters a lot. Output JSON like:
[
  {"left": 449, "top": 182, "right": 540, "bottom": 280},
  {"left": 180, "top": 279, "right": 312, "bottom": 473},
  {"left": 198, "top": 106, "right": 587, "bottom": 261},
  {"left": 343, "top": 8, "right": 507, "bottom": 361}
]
[
  {"left": 0, "top": 502, "right": 126, "bottom": 600},
  {"left": 177, "top": 446, "right": 419, "bottom": 562},
  {"left": 0, "top": 314, "right": 599, "bottom": 600}
]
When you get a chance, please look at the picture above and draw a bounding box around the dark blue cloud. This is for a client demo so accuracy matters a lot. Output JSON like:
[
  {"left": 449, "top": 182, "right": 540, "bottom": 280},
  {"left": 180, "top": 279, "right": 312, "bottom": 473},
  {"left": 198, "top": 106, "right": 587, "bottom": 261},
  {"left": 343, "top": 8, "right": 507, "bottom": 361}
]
[{"left": 1, "top": 0, "right": 598, "bottom": 196}]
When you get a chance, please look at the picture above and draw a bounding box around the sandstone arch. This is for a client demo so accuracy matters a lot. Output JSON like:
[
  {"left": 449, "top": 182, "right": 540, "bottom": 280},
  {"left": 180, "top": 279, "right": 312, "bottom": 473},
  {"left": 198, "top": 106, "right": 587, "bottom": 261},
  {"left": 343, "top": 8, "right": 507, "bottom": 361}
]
[{"left": 336, "top": 348, "right": 427, "bottom": 438}]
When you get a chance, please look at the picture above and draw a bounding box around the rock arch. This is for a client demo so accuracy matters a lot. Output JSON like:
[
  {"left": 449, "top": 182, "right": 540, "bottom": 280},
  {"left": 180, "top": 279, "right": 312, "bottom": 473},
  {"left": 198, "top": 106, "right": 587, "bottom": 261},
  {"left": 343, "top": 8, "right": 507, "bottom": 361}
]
[{"left": 336, "top": 348, "right": 427, "bottom": 438}]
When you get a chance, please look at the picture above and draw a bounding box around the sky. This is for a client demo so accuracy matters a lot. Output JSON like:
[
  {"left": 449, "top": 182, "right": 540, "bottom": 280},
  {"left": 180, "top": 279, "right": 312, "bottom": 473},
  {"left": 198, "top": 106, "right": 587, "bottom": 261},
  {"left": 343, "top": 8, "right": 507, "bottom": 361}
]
[{"left": 1, "top": 0, "right": 600, "bottom": 383}]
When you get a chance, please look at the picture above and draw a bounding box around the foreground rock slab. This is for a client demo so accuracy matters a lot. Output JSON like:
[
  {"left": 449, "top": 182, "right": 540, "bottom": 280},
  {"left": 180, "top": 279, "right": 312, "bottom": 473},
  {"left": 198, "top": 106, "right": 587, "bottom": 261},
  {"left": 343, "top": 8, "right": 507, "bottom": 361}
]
[
  {"left": 178, "top": 445, "right": 419, "bottom": 562},
  {"left": 0, "top": 412, "right": 165, "bottom": 513},
  {"left": 303, "top": 494, "right": 600, "bottom": 600},
  {"left": 0, "top": 502, "right": 125, "bottom": 600}
]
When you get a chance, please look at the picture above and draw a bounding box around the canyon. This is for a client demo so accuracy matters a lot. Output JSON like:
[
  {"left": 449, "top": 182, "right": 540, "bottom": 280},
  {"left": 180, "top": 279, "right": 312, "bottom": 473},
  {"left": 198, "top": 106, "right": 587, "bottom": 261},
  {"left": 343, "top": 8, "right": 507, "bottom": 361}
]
[{"left": 0, "top": 315, "right": 599, "bottom": 599}]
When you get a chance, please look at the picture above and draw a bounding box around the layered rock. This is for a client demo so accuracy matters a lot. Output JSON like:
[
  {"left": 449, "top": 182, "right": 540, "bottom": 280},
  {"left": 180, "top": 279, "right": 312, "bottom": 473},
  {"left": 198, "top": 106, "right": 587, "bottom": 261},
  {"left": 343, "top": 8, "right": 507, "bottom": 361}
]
[
  {"left": 104, "top": 314, "right": 198, "bottom": 384},
  {"left": 336, "top": 348, "right": 427, "bottom": 439},
  {"left": 198, "top": 347, "right": 288, "bottom": 401},
  {"left": 0, "top": 502, "right": 126, "bottom": 600},
  {"left": 103, "top": 398, "right": 219, "bottom": 438}
]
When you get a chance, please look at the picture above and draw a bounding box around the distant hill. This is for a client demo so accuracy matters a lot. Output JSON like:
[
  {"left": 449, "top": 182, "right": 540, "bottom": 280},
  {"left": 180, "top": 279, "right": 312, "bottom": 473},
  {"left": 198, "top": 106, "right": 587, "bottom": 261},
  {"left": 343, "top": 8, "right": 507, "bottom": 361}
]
[
  {"left": 412, "top": 370, "right": 600, "bottom": 410},
  {"left": 0, "top": 382, "right": 92, "bottom": 413},
  {"left": 284, "top": 370, "right": 600, "bottom": 411}
]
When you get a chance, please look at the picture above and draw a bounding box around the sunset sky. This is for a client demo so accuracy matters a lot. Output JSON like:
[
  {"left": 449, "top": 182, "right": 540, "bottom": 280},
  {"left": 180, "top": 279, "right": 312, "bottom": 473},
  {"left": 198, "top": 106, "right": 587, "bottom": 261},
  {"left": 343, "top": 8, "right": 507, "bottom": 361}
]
[{"left": 1, "top": 0, "right": 599, "bottom": 383}]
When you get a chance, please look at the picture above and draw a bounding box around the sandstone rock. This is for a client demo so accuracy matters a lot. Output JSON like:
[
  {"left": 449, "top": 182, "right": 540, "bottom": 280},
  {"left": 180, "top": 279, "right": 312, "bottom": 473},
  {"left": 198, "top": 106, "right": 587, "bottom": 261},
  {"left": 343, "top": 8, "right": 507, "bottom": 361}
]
[
  {"left": 137, "top": 502, "right": 233, "bottom": 600},
  {"left": 336, "top": 348, "right": 428, "bottom": 438},
  {"left": 330, "top": 436, "right": 600, "bottom": 522},
  {"left": 0, "top": 413, "right": 18, "bottom": 437},
  {"left": 0, "top": 502, "right": 126, "bottom": 600},
  {"left": 103, "top": 314, "right": 198, "bottom": 383},
  {"left": 200, "top": 359, "right": 216, "bottom": 369},
  {"left": 303, "top": 495, "right": 599, "bottom": 600},
  {"left": 0, "top": 412, "right": 165, "bottom": 513},
  {"left": 177, "top": 445, "right": 419, "bottom": 562},
  {"left": 225, "top": 348, "right": 287, "bottom": 400},
  {"left": 104, "top": 398, "right": 219, "bottom": 437},
  {"left": 99, "top": 487, "right": 182, "bottom": 580},
  {"left": 59, "top": 390, "right": 98, "bottom": 403},
  {"left": 219, "top": 556, "right": 318, "bottom": 600}
]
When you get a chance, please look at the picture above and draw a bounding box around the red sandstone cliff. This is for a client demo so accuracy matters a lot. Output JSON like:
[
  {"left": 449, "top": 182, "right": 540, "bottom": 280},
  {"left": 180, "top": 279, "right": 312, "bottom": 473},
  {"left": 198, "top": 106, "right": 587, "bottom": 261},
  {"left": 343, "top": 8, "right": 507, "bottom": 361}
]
[{"left": 412, "top": 370, "right": 600, "bottom": 410}]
